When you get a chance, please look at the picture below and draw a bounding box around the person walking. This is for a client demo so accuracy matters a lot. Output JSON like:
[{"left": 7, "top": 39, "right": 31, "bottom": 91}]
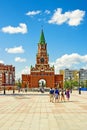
[
  {"left": 54, "top": 88, "right": 59, "bottom": 103},
  {"left": 65, "top": 89, "right": 70, "bottom": 101},
  {"left": 49, "top": 88, "right": 54, "bottom": 103},
  {"left": 60, "top": 88, "right": 65, "bottom": 102}
]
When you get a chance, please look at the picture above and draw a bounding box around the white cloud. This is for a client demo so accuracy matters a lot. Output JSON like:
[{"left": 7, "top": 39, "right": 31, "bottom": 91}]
[
  {"left": 15, "top": 57, "right": 26, "bottom": 62},
  {"left": 48, "top": 8, "right": 85, "bottom": 26},
  {"left": 15, "top": 53, "right": 87, "bottom": 80},
  {"left": 83, "top": 64, "right": 87, "bottom": 69},
  {"left": 15, "top": 66, "right": 30, "bottom": 80},
  {"left": 26, "top": 10, "right": 41, "bottom": 16},
  {"left": 21, "top": 66, "right": 30, "bottom": 74},
  {"left": 1, "top": 23, "right": 27, "bottom": 34},
  {"left": 45, "top": 10, "right": 51, "bottom": 14},
  {"left": 15, "top": 73, "right": 21, "bottom": 81},
  {"left": 50, "top": 53, "right": 87, "bottom": 73},
  {"left": 5, "top": 46, "right": 24, "bottom": 54},
  {"left": 0, "top": 60, "right": 4, "bottom": 64}
]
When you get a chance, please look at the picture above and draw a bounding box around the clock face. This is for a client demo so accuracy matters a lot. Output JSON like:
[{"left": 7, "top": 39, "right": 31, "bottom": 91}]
[{"left": 40, "top": 58, "right": 44, "bottom": 63}]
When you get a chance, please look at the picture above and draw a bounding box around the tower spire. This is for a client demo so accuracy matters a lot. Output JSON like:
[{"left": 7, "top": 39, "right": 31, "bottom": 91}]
[{"left": 39, "top": 29, "right": 46, "bottom": 44}]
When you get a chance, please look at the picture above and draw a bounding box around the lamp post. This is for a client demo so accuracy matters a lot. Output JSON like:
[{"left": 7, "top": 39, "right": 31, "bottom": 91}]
[
  {"left": 77, "top": 71, "right": 81, "bottom": 94},
  {"left": 69, "top": 76, "right": 72, "bottom": 93},
  {"left": 78, "top": 71, "right": 81, "bottom": 94},
  {"left": 4, "top": 85, "right": 5, "bottom": 95},
  {"left": 13, "top": 78, "right": 15, "bottom": 94},
  {"left": 3, "top": 72, "right": 6, "bottom": 95}
]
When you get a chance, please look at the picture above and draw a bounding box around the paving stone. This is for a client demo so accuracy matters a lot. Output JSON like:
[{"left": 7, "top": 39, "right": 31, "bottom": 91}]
[{"left": 0, "top": 90, "right": 87, "bottom": 130}]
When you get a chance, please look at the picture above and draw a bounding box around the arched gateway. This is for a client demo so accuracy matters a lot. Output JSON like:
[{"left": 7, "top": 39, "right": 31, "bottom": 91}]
[
  {"left": 22, "top": 30, "right": 63, "bottom": 88},
  {"left": 39, "top": 79, "right": 46, "bottom": 88}
]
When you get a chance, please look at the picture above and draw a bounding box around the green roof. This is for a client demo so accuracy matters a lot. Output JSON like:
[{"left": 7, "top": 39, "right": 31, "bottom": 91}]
[{"left": 39, "top": 29, "right": 46, "bottom": 44}]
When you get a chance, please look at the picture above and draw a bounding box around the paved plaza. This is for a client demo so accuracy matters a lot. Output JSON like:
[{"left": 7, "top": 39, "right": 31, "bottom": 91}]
[{"left": 0, "top": 90, "right": 87, "bottom": 130}]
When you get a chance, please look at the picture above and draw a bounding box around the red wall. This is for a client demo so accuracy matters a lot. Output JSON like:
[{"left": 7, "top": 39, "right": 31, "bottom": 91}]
[{"left": 22, "top": 74, "right": 63, "bottom": 88}]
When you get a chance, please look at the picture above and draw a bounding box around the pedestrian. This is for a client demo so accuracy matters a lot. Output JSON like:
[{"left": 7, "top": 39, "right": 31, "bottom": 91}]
[
  {"left": 65, "top": 89, "right": 70, "bottom": 101},
  {"left": 54, "top": 87, "right": 59, "bottom": 103},
  {"left": 49, "top": 88, "right": 54, "bottom": 103},
  {"left": 60, "top": 88, "right": 65, "bottom": 102}
]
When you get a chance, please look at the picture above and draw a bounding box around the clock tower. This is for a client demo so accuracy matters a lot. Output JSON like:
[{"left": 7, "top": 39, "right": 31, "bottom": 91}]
[
  {"left": 31, "top": 29, "right": 54, "bottom": 73},
  {"left": 37, "top": 29, "right": 48, "bottom": 65},
  {"left": 22, "top": 29, "right": 63, "bottom": 88}
]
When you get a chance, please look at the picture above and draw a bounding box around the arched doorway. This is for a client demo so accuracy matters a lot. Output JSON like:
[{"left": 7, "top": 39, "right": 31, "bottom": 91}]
[{"left": 38, "top": 79, "right": 46, "bottom": 92}]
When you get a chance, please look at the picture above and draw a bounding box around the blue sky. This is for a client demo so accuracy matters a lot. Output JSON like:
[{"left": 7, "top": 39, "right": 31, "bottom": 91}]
[{"left": 0, "top": 0, "right": 87, "bottom": 79}]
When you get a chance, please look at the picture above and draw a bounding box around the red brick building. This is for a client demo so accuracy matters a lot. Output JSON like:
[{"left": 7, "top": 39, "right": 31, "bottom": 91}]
[
  {"left": 22, "top": 30, "right": 63, "bottom": 88},
  {"left": 0, "top": 63, "right": 15, "bottom": 87}
]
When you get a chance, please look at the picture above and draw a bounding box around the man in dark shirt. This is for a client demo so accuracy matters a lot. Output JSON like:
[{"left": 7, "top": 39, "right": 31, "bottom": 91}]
[{"left": 49, "top": 88, "right": 54, "bottom": 102}]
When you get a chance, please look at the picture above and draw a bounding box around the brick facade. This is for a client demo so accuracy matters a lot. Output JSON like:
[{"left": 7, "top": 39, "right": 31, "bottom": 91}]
[
  {"left": 22, "top": 30, "right": 63, "bottom": 88},
  {"left": 0, "top": 63, "right": 15, "bottom": 87}
]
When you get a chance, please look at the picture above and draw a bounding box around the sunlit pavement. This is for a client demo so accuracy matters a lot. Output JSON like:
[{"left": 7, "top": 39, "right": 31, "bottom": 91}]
[{"left": 0, "top": 90, "right": 87, "bottom": 130}]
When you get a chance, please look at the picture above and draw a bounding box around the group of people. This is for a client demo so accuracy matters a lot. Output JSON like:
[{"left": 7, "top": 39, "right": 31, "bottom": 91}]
[{"left": 49, "top": 87, "right": 70, "bottom": 103}]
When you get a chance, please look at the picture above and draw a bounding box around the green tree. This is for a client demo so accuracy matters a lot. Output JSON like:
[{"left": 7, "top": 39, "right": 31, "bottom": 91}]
[
  {"left": 80, "top": 81, "right": 84, "bottom": 88},
  {"left": 85, "top": 80, "right": 87, "bottom": 88},
  {"left": 17, "top": 79, "right": 22, "bottom": 88},
  {"left": 64, "top": 81, "right": 71, "bottom": 89},
  {"left": 64, "top": 80, "right": 77, "bottom": 90}
]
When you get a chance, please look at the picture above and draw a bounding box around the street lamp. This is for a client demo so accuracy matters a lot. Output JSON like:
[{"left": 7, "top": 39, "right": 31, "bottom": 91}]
[
  {"left": 3, "top": 72, "right": 6, "bottom": 95},
  {"left": 78, "top": 71, "right": 81, "bottom": 94},
  {"left": 69, "top": 76, "right": 72, "bottom": 93},
  {"left": 13, "top": 78, "right": 15, "bottom": 94},
  {"left": 77, "top": 71, "right": 81, "bottom": 94}
]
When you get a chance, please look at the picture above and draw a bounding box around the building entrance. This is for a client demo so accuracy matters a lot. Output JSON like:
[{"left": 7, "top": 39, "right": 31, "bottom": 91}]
[
  {"left": 38, "top": 79, "right": 46, "bottom": 92},
  {"left": 39, "top": 79, "right": 46, "bottom": 88}
]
